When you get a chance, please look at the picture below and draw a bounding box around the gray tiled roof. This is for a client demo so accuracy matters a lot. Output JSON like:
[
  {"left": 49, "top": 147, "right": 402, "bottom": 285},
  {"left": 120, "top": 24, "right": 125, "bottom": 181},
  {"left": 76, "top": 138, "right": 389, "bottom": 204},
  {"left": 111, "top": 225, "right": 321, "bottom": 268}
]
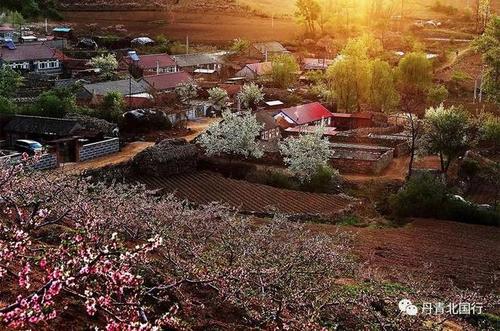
[
  {"left": 83, "top": 78, "right": 150, "bottom": 96},
  {"left": 4, "top": 115, "right": 83, "bottom": 137},
  {"left": 172, "top": 53, "right": 223, "bottom": 67}
]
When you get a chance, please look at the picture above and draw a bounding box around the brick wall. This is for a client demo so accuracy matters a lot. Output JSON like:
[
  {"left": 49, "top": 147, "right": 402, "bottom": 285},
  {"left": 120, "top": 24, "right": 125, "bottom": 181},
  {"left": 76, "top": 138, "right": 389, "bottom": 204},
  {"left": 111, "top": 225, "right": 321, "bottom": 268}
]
[{"left": 79, "top": 138, "right": 120, "bottom": 162}]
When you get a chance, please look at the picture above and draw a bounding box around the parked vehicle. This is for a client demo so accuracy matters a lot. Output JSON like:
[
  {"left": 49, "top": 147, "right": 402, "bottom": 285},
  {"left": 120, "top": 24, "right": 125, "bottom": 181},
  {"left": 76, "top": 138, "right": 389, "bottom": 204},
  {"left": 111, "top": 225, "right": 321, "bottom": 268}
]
[{"left": 14, "top": 140, "right": 43, "bottom": 155}]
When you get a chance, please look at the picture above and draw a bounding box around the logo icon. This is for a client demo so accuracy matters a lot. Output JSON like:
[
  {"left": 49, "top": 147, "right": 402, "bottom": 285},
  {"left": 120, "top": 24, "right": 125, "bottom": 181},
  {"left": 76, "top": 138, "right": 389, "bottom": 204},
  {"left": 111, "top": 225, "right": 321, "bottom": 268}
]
[{"left": 399, "top": 299, "right": 418, "bottom": 316}]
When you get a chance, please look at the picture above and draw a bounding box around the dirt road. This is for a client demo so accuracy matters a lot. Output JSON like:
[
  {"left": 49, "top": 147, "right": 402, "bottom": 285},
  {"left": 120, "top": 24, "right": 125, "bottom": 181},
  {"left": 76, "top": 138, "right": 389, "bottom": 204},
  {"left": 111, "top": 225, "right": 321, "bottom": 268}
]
[{"left": 184, "top": 117, "right": 221, "bottom": 142}]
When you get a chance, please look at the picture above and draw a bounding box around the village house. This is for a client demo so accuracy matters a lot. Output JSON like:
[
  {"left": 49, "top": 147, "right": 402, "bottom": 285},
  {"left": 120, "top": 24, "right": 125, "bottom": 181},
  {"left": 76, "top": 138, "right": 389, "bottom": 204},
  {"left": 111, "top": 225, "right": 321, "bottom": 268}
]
[
  {"left": 3, "top": 115, "right": 119, "bottom": 164},
  {"left": 172, "top": 53, "right": 224, "bottom": 74},
  {"left": 0, "top": 43, "right": 62, "bottom": 76},
  {"left": 331, "top": 111, "right": 384, "bottom": 130},
  {"left": 255, "top": 111, "right": 281, "bottom": 141},
  {"left": 302, "top": 58, "right": 334, "bottom": 71},
  {"left": 250, "top": 42, "right": 289, "bottom": 60},
  {"left": 142, "top": 71, "right": 193, "bottom": 93},
  {"left": 274, "top": 102, "right": 334, "bottom": 128},
  {"left": 124, "top": 51, "right": 177, "bottom": 76},
  {"left": 78, "top": 78, "right": 153, "bottom": 108},
  {"left": 235, "top": 62, "right": 272, "bottom": 80}
]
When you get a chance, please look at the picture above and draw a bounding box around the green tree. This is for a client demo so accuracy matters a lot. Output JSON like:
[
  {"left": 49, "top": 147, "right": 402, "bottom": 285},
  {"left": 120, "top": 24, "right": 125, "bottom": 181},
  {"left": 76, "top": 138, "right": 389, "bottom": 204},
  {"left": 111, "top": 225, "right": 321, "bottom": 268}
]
[
  {"left": 101, "top": 91, "right": 126, "bottom": 123},
  {"left": 480, "top": 112, "right": 500, "bottom": 150},
  {"left": 427, "top": 84, "right": 449, "bottom": 106},
  {"left": 473, "top": 15, "right": 499, "bottom": 104},
  {"left": 0, "top": 0, "right": 61, "bottom": 19},
  {"left": 30, "top": 91, "right": 71, "bottom": 118},
  {"left": 397, "top": 52, "right": 433, "bottom": 91},
  {"left": 270, "top": 54, "right": 300, "bottom": 88},
  {"left": 90, "top": 54, "right": 119, "bottom": 80},
  {"left": 230, "top": 38, "right": 250, "bottom": 54},
  {"left": 0, "top": 66, "right": 23, "bottom": 98},
  {"left": 327, "top": 57, "right": 371, "bottom": 112},
  {"left": 423, "top": 105, "right": 473, "bottom": 175},
  {"left": 369, "top": 59, "right": 400, "bottom": 112},
  {"left": 295, "top": 0, "right": 321, "bottom": 35},
  {"left": 0, "top": 96, "right": 17, "bottom": 114}
]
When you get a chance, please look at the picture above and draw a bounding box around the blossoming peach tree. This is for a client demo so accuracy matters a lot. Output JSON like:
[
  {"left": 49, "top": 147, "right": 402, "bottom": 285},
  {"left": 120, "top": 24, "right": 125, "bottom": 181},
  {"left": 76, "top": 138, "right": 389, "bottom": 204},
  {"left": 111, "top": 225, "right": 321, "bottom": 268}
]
[{"left": 0, "top": 159, "right": 496, "bottom": 330}]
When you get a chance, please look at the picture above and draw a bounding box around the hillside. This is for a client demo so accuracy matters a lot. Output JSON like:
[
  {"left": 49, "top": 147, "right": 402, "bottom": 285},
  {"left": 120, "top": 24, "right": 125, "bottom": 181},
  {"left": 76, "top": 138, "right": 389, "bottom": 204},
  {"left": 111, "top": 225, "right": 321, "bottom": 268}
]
[{"left": 58, "top": 0, "right": 498, "bottom": 16}]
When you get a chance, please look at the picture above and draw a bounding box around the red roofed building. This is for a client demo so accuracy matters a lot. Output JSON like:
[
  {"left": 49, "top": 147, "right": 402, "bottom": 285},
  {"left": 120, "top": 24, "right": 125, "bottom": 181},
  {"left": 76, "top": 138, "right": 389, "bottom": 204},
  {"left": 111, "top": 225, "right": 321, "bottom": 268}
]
[
  {"left": 142, "top": 71, "right": 193, "bottom": 92},
  {"left": 124, "top": 52, "right": 177, "bottom": 76},
  {"left": 274, "top": 102, "right": 334, "bottom": 128}
]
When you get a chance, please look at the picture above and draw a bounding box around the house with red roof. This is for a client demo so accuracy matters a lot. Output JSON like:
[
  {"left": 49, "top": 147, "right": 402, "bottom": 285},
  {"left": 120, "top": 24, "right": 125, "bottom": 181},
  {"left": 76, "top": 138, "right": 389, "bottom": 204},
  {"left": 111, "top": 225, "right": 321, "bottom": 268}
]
[
  {"left": 142, "top": 71, "right": 193, "bottom": 93},
  {"left": 0, "top": 43, "right": 62, "bottom": 76},
  {"left": 124, "top": 52, "right": 177, "bottom": 76},
  {"left": 235, "top": 62, "right": 272, "bottom": 80},
  {"left": 274, "top": 102, "right": 334, "bottom": 128}
]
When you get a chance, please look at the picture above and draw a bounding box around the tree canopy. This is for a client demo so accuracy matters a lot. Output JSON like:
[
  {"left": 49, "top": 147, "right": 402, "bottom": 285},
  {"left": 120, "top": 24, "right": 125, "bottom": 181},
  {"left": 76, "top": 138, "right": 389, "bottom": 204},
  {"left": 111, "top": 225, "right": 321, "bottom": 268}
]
[
  {"left": 198, "top": 110, "right": 263, "bottom": 159},
  {"left": 473, "top": 15, "right": 500, "bottom": 104},
  {"left": 0, "top": 0, "right": 61, "bottom": 20},
  {"left": 270, "top": 54, "right": 300, "bottom": 89},
  {"left": 279, "top": 126, "right": 333, "bottom": 182},
  {"left": 423, "top": 105, "right": 473, "bottom": 174}
]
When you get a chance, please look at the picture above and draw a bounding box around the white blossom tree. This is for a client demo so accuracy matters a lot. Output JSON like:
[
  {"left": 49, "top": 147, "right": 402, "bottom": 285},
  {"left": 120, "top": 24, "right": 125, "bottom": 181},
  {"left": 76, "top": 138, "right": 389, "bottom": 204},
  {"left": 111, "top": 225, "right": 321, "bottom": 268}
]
[
  {"left": 175, "top": 81, "right": 198, "bottom": 105},
  {"left": 237, "top": 83, "right": 264, "bottom": 111},
  {"left": 208, "top": 87, "right": 229, "bottom": 111},
  {"left": 279, "top": 126, "right": 334, "bottom": 182},
  {"left": 198, "top": 110, "right": 263, "bottom": 159},
  {"left": 90, "top": 54, "right": 118, "bottom": 80}
]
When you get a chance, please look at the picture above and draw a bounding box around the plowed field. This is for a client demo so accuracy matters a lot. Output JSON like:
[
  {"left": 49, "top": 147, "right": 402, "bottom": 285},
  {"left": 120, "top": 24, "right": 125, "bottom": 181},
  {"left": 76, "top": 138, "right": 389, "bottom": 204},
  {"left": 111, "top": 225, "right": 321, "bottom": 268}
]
[
  {"left": 312, "top": 219, "right": 500, "bottom": 291},
  {"left": 135, "top": 171, "right": 357, "bottom": 216}
]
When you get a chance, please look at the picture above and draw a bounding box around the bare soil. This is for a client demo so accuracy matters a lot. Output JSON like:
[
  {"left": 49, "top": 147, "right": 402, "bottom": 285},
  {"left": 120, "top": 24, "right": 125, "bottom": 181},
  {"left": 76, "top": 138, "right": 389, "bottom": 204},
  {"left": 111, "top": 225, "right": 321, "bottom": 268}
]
[
  {"left": 61, "top": 10, "right": 299, "bottom": 42},
  {"left": 309, "top": 218, "right": 500, "bottom": 291}
]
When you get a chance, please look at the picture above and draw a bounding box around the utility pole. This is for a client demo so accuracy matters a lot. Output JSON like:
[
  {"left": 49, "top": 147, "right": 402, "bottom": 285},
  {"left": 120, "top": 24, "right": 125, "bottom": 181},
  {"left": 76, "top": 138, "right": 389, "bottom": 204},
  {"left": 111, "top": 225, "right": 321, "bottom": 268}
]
[{"left": 186, "top": 35, "right": 189, "bottom": 54}]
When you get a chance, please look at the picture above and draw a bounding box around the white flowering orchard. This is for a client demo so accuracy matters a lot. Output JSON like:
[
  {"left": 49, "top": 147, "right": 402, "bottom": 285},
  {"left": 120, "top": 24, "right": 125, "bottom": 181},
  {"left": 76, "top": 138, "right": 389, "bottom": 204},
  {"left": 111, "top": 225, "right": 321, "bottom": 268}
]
[
  {"left": 279, "top": 126, "right": 334, "bottom": 182},
  {"left": 198, "top": 110, "right": 264, "bottom": 159}
]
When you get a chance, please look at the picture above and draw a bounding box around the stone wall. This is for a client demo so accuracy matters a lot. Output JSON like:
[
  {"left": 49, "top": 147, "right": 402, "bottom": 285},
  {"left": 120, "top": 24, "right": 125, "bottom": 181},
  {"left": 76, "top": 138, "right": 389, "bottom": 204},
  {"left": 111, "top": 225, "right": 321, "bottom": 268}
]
[
  {"left": 79, "top": 138, "right": 120, "bottom": 162},
  {"left": 33, "top": 153, "right": 59, "bottom": 170},
  {"left": 331, "top": 133, "right": 410, "bottom": 157},
  {"left": 330, "top": 144, "right": 395, "bottom": 175}
]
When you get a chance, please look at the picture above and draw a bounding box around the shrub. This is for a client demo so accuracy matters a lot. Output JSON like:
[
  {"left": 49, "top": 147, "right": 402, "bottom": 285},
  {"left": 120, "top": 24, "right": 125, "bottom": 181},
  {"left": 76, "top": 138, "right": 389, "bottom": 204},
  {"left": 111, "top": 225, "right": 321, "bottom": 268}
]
[
  {"left": 301, "top": 165, "right": 340, "bottom": 193},
  {"left": 390, "top": 174, "right": 500, "bottom": 226},
  {"left": 263, "top": 170, "right": 298, "bottom": 190},
  {"left": 389, "top": 174, "right": 448, "bottom": 218}
]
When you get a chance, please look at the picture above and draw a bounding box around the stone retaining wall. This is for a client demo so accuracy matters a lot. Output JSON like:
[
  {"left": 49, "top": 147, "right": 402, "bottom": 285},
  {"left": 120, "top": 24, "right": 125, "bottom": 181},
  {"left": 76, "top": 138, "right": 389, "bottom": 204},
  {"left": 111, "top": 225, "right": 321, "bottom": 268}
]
[{"left": 79, "top": 138, "right": 120, "bottom": 162}]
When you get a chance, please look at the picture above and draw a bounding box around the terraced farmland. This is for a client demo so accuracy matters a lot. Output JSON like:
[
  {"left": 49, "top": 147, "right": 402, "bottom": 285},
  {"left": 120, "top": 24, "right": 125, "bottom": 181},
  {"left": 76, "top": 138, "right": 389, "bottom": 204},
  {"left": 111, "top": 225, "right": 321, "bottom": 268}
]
[{"left": 135, "top": 171, "right": 357, "bottom": 217}]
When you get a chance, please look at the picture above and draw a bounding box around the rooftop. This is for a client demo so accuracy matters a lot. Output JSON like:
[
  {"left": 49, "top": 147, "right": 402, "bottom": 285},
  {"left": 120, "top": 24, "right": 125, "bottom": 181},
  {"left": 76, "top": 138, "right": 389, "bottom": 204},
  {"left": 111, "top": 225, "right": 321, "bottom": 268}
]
[
  {"left": 0, "top": 43, "right": 59, "bottom": 62},
  {"left": 252, "top": 41, "right": 288, "bottom": 54},
  {"left": 244, "top": 62, "right": 272, "bottom": 75},
  {"left": 142, "top": 71, "right": 193, "bottom": 91},
  {"left": 277, "top": 102, "right": 334, "bottom": 126},
  {"left": 83, "top": 78, "right": 150, "bottom": 96},
  {"left": 4, "top": 115, "right": 83, "bottom": 137},
  {"left": 172, "top": 53, "right": 223, "bottom": 67},
  {"left": 128, "top": 53, "right": 176, "bottom": 70}
]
